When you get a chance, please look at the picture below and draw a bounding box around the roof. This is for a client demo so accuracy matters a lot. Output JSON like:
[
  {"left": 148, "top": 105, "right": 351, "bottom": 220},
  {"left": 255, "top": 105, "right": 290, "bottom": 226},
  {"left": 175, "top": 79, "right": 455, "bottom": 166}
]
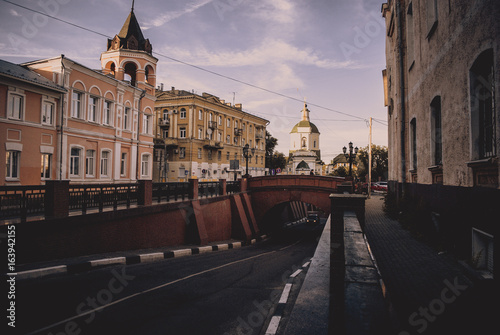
[
  {"left": 290, "top": 120, "right": 320, "bottom": 134},
  {"left": 0, "top": 59, "right": 66, "bottom": 92},
  {"left": 332, "top": 153, "right": 349, "bottom": 164},
  {"left": 118, "top": 10, "right": 145, "bottom": 43}
]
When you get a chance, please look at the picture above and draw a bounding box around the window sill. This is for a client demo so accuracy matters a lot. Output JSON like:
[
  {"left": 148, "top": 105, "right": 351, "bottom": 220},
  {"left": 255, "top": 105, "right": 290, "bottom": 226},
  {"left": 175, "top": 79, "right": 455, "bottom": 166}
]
[
  {"left": 466, "top": 157, "right": 497, "bottom": 168},
  {"left": 427, "top": 165, "right": 443, "bottom": 172}
]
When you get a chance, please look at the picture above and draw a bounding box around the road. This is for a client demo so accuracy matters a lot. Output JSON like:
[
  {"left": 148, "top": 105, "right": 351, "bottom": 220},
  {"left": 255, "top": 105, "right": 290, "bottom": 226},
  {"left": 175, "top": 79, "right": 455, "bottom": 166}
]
[{"left": 14, "top": 221, "right": 324, "bottom": 335}]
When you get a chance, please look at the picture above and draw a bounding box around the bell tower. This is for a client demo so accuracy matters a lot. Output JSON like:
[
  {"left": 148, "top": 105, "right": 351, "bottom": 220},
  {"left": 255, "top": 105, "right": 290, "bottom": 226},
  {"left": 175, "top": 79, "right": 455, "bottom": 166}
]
[{"left": 100, "top": 2, "right": 157, "bottom": 93}]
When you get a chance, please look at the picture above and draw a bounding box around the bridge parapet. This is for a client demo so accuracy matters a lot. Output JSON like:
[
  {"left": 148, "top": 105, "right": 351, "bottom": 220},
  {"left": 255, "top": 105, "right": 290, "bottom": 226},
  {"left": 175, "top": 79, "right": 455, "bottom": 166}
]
[{"left": 248, "top": 175, "right": 345, "bottom": 190}]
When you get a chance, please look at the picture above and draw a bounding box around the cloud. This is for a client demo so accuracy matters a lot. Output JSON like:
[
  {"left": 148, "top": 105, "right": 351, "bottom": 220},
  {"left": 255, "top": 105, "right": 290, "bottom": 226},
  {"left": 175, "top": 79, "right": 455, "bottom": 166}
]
[
  {"left": 9, "top": 9, "right": 21, "bottom": 17},
  {"left": 249, "top": 0, "right": 296, "bottom": 24},
  {"left": 159, "top": 38, "right": 360, "bottom": 70},
  {"left": 144, "top": 0, "right": 214, "bottom": 29}
]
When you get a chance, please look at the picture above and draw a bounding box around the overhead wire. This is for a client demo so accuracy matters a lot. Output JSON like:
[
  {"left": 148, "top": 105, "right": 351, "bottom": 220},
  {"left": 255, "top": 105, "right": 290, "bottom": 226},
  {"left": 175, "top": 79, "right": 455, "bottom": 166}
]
[{"left": 2, "top": 0, "right": 387, "bottom": 125}]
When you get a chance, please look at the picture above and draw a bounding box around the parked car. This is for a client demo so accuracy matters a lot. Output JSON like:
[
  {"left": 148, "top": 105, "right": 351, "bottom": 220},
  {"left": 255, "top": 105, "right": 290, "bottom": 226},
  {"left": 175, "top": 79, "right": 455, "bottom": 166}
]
[{"left": 373, "top": 181, "right": 388, "bottom": 192}]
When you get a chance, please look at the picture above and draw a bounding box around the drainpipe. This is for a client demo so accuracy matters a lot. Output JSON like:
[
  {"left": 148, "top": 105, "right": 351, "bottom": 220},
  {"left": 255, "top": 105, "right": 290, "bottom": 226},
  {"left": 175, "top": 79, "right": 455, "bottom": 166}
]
[
  {"left": 136, "top": 89, "right": 147, "bottom": 180},
  {"left": 59, "top": 54, "right": 66, "bottom": 181},
  {"left": 396, "top": 0, "right": 406, "bottom": 188}
]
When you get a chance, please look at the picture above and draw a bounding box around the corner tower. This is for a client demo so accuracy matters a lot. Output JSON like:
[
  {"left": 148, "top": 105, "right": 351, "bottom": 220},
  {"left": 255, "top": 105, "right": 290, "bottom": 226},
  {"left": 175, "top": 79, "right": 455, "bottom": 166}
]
[{"left": 100, "top": 3, "right": 157, "bottom": 94}]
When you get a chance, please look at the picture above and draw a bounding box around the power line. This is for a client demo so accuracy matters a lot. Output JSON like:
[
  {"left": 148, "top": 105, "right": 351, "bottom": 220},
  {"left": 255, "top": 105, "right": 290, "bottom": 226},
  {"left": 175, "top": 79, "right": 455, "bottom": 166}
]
[{"left": 2, "top": 0, "right": 386, "bottom": 124}]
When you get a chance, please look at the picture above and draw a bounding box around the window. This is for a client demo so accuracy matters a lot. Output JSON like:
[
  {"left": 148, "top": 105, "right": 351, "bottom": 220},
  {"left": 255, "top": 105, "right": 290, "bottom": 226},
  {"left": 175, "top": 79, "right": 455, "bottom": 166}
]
[
  {"left": 406, "top": 2, "right": 415, "bottom": 68},
  {"left": 218, "top": 116, "right": 222, "bottom": 125},
  {"left": 8, "top": 94, "right": 23, "bottom": 120},
  {"left": 179, "top": 147, "right": 186, "bottom": 159},
  {"left": 71, "top": 91, "right": 83, "bottom": 119},
  {"left": 218, "top": 151, "right": 221, "bottom": 161},
  {"left": 86, "top": 150, "right": 95, "bottom": 176},
  {"left": 208, "top": 150, "right": 212, "bottom": 160},
  {"left": 103, "top": 101, "right": 112, "bottom": 125},
  {"left": 470, "top": 49, "right": 496, "bottom": 160},
  {"left": 198, "top": 148, "right": 202, "bottom": 159},
  {"left": 218, "top": 132, "right": 222, "bottom": 142},
  {"left": 42, "top": 101, "right": 54, "bottom": 125},
  {"left": 198, "top": 128, "right": 203, "bottom": 140},
  {"left": 226, "top": 135, "right": 231, "bottom": 144},
  {"left": 100, "top": 151, "right": 110, "bottom": 177},
  {"left": 70, "top": 147, "right": 81, "bottom": 177},
  {"left": 426, "top": 0, "right": 438, "bottom": 37},
  {"left": 410, "top": 118, "right": 417, "bottom": 170},
  {"left": 199, "top": 109, "right": 203, "bottom": 120},
  {"left": 430, "top": 96, "right": 442, "bottom": 165},
  {"left": 143, "top": 114, "right": 152, "bottom": 134},
  {"left": 123, "top": 107, "right": 130, "bottom": 130},
  {"left": 227, "top": 119, "right": 230, "bottom": 127},
  {"left": 180, "top": 127, "right": 186, "bottom": 138},
  {"left": 141, "top": 154, "right": 151, "bottom": 178},
  {"left": 41, "top": 153, "right": 51, "bottom": 179},
  {"left": 120, "top": 153, "right": 127, "bottom": 176},
  {"left": 313, "top": 140, "right": 317, "bottom": 148},
  {"left": 227, "top": 151, "right": 230, "bottom": 160},
  {"left": 88, "top": 96, "right": 99, "bottom": 122},
  {"left": 180, "top": 108, "right": 187, "bottom": 119},
  {"left": 6, "top": 151, "right": 20, "bottom": 179}
]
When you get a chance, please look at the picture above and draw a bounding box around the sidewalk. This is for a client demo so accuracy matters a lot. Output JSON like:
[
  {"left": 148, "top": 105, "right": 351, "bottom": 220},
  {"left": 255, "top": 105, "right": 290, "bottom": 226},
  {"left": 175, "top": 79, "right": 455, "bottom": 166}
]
[{"left": 364, "top": 195, "right": 494, "bottom": 335}]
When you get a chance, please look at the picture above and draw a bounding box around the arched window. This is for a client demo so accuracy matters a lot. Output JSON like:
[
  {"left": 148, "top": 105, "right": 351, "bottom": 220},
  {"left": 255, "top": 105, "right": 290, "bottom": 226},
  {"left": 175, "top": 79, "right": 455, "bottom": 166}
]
[{"left": 124, "top": 62, "right": 137, "bottom": 86}]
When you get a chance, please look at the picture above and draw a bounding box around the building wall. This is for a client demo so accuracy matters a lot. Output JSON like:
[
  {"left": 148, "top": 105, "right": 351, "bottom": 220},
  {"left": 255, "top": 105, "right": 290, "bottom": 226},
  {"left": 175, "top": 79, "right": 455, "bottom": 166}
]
[
  {"left": 0, "top": 76, "right": 62, "bottom": 185},
  {"left": 383, "top": 0, "right": 499, "bottom": 188}
]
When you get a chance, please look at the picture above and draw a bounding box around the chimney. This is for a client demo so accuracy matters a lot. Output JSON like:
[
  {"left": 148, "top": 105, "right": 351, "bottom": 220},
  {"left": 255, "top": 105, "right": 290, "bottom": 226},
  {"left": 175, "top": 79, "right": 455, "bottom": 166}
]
[
  {"left": 235, "top": 103, "right": 242, "bottom": 110},
  {"left": 160, "top": 83, "right": 164, "bottom": 91},
  {"left": 171, "top": 86, "right": 175, "bottom": 91}
]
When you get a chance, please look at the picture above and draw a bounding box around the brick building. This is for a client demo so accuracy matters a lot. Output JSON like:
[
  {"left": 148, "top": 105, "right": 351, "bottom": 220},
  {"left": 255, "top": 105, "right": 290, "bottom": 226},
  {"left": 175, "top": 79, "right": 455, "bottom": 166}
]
[{"left": 381, "top": 0, "right": 497, "bottom": 271}]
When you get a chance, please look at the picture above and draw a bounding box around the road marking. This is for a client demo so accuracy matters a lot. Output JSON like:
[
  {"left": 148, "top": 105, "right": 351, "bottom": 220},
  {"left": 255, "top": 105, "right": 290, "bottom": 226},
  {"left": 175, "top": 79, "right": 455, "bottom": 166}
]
[
  {"left": 290, "top": 269, "right": 302, "bottom": 278},
  {"left": 279, "top": 283, "right": 292, "bottom": 304},
  {"left": 16, "top": 265, "right": 67, "bottom": 280},
  {"left": 89, "top": 257, "right": 126, "bottom": 267},
  {"left": 302, "top": 261, "right": 311, "bottom": 268},
  {"left": 265, "top": 316, "right": 281, "bottom": 335},
  {"left": 26, "top": 250, "right": 278, "bottom": 335}
]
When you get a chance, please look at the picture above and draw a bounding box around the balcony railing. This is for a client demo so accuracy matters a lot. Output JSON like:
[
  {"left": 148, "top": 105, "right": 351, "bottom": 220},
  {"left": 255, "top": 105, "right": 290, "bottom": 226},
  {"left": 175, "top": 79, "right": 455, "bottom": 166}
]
[{"left": 199, "top": 181, "right": 219, "bottom": 198}]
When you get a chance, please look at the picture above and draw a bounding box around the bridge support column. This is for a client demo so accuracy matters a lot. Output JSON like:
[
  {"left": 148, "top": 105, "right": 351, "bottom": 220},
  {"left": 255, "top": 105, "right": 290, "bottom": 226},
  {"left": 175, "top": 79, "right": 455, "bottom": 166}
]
[
  {"left": 45, "top": 180, "right": 70, "bottom": 219},
  {"left": 219, "top": 178, "right": 227, "bottom": 196},
  {"left": 189, "top": 178, "right": 199, "bottom": 200},
  {"left": 230, "top": 194, "right": 253, "bottom": 242},
  {"left": 137, "top": 180, "right": 152, "bottom": 206}
]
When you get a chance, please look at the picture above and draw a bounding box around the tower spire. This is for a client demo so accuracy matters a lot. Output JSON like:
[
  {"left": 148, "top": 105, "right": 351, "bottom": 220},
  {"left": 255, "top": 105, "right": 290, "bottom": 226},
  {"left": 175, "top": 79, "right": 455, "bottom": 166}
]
[
  {"left": 131, "top": 0, "right": 135, "bottom": 11},
  {"left": 301, "top": 100, "right": 310, "bottom": 121}
]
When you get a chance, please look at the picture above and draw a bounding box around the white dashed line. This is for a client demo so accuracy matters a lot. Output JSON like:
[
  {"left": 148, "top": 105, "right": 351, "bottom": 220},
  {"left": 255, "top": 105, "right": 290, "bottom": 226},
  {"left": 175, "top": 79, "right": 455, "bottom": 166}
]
[
  {"left": 279, "top": 283, "right": 293, "bottom": 304},
  {"left": 290, "top": 269, "right": 302, "bottom": 278},
  {"left": 265, "top": 316, "right": 282, "bottom": 335}
]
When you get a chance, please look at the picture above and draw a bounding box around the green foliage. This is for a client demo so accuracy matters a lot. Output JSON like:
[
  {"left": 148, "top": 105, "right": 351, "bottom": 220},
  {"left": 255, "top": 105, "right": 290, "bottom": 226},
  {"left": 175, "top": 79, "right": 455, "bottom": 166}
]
[
  {"left": 270, "top": 151, "right": 287, "bottom": 170},
  {"left": 330, "top": 165, "right": 348, "bottom": 177},
  {"left": 356, "top": 144, "right": 388, "bottom": 181}
]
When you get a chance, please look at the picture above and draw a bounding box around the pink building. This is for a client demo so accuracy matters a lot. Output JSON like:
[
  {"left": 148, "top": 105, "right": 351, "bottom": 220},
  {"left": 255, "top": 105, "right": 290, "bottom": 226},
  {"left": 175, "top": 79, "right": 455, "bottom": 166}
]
[{"left": 1, "top": 7, "right": 157, "bottom": 185}]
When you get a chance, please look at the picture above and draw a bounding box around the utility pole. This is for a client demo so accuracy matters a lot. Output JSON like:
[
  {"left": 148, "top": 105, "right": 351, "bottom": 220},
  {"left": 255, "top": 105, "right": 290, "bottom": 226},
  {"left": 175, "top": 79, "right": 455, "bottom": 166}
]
[{"left": 368, "top": 117, "right": 372, "bottom": 199}]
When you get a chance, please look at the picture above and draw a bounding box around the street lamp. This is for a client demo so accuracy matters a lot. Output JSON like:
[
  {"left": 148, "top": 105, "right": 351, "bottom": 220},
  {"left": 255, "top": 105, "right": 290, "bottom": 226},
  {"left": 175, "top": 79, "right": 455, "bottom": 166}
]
[
  {"left": 342, "top": 142, "right": 358, "bottom": 177},
  {"left": 243, "top": 143, "right": 256, "bottom": 178}
]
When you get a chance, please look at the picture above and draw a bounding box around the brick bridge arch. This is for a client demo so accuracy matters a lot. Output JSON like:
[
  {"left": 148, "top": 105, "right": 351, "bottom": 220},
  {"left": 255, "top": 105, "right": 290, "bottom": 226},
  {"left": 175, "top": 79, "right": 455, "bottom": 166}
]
[{"left": 248, "top": 175, "right": 344, "bottom": 225}]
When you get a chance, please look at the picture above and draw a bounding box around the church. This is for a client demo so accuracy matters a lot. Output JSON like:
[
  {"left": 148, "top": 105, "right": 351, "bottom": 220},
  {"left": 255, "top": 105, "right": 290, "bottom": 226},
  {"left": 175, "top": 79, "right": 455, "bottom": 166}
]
[{"left": 287, "top": 103, "right": 322, "bottom": 175}]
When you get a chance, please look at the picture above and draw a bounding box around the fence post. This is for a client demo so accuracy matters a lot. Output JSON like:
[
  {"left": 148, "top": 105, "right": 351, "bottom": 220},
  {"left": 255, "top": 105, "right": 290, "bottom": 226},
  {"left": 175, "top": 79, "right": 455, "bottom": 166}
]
[
  {"left": 45, "top": 180, "right": 70, "bottom": 219},
  {"left": 137, "top": 180, "right": 152, "bottom": 206},
  {"left": 240, "top": 178, "right": 247, "bottom": 192},
  {"left": 219, "top": 179, "right": 227, "bottom": 196},
  {"left": 189, "top": 178, "right": 199, "bottom": 200}
]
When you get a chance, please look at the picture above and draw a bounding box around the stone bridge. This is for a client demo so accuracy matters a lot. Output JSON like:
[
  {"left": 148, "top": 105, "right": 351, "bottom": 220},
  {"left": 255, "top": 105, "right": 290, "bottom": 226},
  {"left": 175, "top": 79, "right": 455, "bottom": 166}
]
[{"left": 248, "top": 175, "right": 345, "bottom": 229}]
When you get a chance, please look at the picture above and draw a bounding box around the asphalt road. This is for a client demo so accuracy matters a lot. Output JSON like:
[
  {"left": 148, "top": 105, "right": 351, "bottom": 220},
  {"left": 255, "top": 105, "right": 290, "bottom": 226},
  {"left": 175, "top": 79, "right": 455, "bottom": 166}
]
[{"left": 13, "top": 222, "right": 324, "bottom": 335}]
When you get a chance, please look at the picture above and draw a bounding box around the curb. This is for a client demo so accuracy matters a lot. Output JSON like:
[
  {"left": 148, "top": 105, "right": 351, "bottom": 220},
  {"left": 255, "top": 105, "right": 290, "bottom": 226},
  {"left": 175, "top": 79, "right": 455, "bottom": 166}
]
[
  {"left": 10, "top": 235, "right": 268, "bottom": 281},
  {"left": 264, "top": 259, "right": 311, "bottom": 335}
]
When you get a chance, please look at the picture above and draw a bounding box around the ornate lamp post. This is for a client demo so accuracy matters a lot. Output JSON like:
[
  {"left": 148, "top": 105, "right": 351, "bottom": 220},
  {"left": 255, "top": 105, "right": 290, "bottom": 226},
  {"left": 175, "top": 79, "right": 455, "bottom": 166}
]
[
  {"left": 243, "top": 143, "right": 256, "bottom": 178},
  {"left": 342, "top": 142, "right": 358, "bottom": 177}
]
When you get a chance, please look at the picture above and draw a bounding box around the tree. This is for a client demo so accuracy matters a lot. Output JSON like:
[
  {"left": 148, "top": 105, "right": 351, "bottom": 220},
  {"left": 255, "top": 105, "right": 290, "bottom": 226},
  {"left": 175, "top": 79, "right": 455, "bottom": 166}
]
[
  {"left": 265, "top": 131, "right": 278, "bottom": 160},
  {"left": 330, "top": 165, "right": 348, "bottom": 177},
  {"left": 270, "top": 151, "right": 287, "bottom": 171},
  {"left": 356, "top": 145, "right": 388, "bottom": 181}
]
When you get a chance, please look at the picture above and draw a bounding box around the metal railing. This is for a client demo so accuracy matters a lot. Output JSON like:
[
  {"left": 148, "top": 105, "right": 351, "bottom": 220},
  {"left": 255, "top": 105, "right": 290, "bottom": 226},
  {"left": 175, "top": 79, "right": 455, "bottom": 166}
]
[
  {"left": 152, "top": 182, "right": 189, "bottom": 203},
  {"left": 69, "top": 184, "right": 137, "bottom": 214},
  {"left": 199, "top": 182, "right": 219, "bottom": 198},
  {"left": 0, "top": 186, "right": 45, "bottom": 221},
  {"left": 226, "top": 181, "right": 240, "bottom": 194}
]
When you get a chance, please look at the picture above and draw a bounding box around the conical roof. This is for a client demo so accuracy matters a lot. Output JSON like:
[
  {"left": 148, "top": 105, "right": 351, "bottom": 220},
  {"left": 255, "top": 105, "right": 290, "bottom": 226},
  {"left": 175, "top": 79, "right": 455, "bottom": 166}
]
[{"left": 118, "top": 10, "right": 146, "bottom": 43}]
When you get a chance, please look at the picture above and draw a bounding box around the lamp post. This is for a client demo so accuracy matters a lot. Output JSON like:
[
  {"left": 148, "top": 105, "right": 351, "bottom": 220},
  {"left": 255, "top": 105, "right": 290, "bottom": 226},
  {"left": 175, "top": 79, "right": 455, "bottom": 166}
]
[
  {"left": 342, "top": 142, "right": 358, "bottom": 177},
  {"left": 243, "top": 143, "right": 255, "bottom": 178}
]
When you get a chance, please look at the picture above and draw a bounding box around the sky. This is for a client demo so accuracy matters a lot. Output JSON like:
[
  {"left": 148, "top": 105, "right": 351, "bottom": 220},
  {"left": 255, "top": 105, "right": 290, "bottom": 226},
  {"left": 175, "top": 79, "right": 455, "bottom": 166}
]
[{"left": 0, "top": 0, "right": 388, "bottom": 164}]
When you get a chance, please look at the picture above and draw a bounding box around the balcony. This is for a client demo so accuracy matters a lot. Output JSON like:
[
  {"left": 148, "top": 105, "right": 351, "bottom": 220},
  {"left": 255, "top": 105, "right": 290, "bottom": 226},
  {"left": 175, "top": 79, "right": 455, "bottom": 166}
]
[
  {"left": 155, "top": 137, "right": 179, "bottom": 148},
  {"left": 208, "top": 121, "right": 218, "bottom": 129},
  {"left": 158, "top": 118, "right": 170, "bottom": 129},
  {"left": 204, "top": 140, "right": 224, "bottom": 149},
  {"left": 255, "top": 131, "right": 264, "bottom": 140},
  {"left": 234, "top": 128, "right": 243, "bottom": 137}
]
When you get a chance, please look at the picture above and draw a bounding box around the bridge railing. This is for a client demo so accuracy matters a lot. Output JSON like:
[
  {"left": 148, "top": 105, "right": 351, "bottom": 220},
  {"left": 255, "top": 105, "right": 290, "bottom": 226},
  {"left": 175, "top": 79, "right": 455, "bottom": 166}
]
[{"left": 1, "top": 179, "right": 242, "bottom": 222}]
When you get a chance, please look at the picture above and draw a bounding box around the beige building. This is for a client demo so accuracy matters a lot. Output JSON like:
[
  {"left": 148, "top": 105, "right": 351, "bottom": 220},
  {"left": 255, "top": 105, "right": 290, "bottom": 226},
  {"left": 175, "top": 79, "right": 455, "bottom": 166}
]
[
  {"left": 153, "top": 88, "right": 268, "bottom": 181},
  {"left": 382, "top": 0, "right": 497, "bottom": 270}
]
